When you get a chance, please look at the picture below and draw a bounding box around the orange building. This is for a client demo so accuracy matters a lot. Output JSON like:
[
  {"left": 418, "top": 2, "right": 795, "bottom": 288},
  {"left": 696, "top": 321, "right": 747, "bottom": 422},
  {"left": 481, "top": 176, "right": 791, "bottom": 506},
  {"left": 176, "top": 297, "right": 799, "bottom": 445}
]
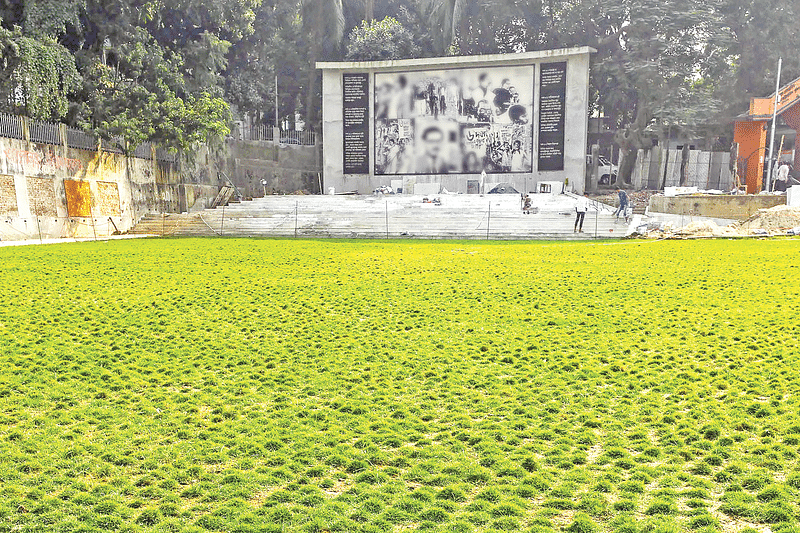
[{"left": 734, "top": 76, "right": 800, "bottom": 193}]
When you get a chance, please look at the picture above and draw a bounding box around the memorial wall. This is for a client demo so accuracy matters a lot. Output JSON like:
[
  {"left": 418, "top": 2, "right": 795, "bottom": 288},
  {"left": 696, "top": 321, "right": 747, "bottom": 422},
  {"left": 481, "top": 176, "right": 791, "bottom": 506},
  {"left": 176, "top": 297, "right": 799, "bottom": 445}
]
[{"left": 320, "top": 47, "right": 593, "bottom": 195}]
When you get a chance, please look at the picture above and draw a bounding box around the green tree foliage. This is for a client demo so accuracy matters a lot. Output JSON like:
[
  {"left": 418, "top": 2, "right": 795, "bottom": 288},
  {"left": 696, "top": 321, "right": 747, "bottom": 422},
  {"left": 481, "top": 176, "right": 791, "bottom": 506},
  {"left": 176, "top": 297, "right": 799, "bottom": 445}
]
[
  {"left": 706, "top": 0, "right": 800, "bottom": 118},
  {"left": 584, "top": 0, "right": 721, "bottom": 184},
  {"left": 226, "top": 0, "right": 306, "bottom": 125},
  {"left": 0, "top": 0, "right": 246, "bottom": 150},
  {"left": 1, "top": 0, "right": 798, "bottom": 164},
  {"left": 0, "top": 29, "right": 81, "bottom": 119},
  {"left": 345, "top": 16, "right": 421, "bottom": 61},
  {"left": 75, "top": 30, "right": 229, "bottom": 150},
  {"left": 0, "top": 0, "right": 82, "bottom": 119}
]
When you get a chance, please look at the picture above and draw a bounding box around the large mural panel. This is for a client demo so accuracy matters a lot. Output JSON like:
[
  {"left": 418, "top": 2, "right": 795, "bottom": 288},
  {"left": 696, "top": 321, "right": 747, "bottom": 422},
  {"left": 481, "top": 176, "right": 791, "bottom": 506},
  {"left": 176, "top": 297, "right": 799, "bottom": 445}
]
[{"left": 375, "top": 66, "right": 534, "bottom": 175}]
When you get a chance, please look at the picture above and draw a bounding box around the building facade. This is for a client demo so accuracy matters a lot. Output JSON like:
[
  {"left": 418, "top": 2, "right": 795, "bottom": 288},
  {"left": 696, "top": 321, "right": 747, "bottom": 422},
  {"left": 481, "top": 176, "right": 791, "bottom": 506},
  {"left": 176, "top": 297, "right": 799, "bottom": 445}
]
[{"left": 318, "top": 47, "right": 594, "bottom": 195}]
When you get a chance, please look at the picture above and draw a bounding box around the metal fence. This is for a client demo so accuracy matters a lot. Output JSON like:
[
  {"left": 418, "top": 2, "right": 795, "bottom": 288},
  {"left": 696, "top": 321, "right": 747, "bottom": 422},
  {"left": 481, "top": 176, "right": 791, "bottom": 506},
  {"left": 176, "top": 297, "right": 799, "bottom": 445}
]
[
  {"left": 28, "top": 119, "right": 61, "bottom": 145},
  {"left": 0, "top": 112, "right": 25, "bottom": 140},
  {"left": 0, "top": 112, "right": 177, "bottom": 162},
  {"left": 279, "top": 129, "right": 316, "bottom": 146},
  {"left": 240, "top": 124, "right": 316, "bottom": 145},
  {"left": 246, "top": 124, "right": 274, "bottom": 142},
  {"left": 66, "top": 126, "right": 97, "bottom": 151}
]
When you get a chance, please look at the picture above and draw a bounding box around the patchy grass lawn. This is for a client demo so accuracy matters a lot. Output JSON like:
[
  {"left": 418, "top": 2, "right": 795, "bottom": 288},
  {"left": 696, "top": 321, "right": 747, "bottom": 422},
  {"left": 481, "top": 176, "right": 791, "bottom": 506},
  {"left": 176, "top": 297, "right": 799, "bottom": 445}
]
[{"left": 0, "top": 237, "right": 799, "bottom": 533}]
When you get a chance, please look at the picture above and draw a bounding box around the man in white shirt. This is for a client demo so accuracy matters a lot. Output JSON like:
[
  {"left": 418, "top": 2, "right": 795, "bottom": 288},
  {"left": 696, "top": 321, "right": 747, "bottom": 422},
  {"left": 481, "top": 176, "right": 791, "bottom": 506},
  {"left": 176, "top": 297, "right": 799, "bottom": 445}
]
[
  {"left": 574, "top": 193, "right": 591, "bottom": 233},
  {"left": 777, "top": 162, "right": 790, "bottom": 191}
]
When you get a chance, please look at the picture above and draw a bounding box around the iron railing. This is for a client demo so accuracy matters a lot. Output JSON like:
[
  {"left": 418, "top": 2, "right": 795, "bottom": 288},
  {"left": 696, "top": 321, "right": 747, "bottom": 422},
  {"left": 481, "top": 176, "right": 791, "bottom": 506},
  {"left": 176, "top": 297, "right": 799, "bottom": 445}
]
[
  {"left": 28, "top": 119, "right": 61, "bottom": 145},
  {"left": 278, "top": 129, "right": 316, "bottom": 146},
  {"left": 66, "top": 126, "right": 97, "bottom": 150},
  {"left": 0, "top": 112, "right": 25, "bottom": 140},
  {"left": 0, "top": 112, "right": 178, "bottom": 162},
  {"left": 242, "top": 125, "right": 316, "bottom": 145}
]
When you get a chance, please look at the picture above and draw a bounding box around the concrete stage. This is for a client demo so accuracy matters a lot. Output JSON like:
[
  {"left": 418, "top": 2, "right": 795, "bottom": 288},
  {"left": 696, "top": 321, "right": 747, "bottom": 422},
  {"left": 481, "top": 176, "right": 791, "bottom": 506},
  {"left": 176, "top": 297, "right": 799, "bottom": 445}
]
[{"left": 129, "top": 193, "right": 634, "bottom": 240}]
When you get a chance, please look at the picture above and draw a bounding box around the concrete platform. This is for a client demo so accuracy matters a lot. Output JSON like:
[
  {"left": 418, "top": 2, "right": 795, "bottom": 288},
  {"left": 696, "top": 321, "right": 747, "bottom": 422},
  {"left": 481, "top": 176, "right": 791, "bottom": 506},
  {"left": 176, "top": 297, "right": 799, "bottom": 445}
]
[{"left": 129, "top": 193, "right": 630, "bottom": 240}]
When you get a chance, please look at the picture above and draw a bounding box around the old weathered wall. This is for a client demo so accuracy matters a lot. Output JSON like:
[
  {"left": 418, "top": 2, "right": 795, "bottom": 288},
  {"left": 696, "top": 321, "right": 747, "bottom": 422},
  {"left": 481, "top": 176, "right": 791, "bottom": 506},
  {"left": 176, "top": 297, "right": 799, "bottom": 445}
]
[
  {"left": 0, "top": 137, "right": 219, "bottom": 241},
  {"left": 649, "top": 195, "right": 785, "bottom": 220},
  {"left": 184, "top": 140, "right": 321, "bottom": 200},
  {"left": 0, "top": 131, "right": 321, "bottom": 241}
]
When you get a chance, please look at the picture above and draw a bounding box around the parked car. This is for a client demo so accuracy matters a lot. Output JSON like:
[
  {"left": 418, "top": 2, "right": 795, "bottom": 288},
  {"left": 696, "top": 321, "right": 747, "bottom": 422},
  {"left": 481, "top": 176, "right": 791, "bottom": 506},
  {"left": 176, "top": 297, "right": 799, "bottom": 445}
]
[{"left": 586, "top": 154, "right": 618, "bottom": 185}]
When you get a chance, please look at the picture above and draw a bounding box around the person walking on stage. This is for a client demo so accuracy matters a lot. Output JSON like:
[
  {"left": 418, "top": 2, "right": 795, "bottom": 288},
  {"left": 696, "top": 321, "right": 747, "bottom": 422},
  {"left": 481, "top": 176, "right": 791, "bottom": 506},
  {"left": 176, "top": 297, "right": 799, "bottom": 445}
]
[
  {"left": 575, "top": 193, "right": 590, "bottom": 233},
  {"left": 613, "top": 188, "right": 629, "bottom": 220}
]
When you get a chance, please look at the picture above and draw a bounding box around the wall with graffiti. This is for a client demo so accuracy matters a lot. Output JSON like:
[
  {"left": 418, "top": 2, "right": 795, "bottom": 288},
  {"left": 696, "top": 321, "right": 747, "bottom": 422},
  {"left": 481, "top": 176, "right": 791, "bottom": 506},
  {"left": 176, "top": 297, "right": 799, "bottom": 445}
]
[{"left": 0, "top": 137, "right": 217, "bottom": 241}]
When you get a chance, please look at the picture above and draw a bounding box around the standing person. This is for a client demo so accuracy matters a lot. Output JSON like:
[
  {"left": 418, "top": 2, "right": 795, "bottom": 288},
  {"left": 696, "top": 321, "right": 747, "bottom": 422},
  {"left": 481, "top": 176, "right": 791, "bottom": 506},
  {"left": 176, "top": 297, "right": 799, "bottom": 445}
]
[
  {"left": 776, "top": 162, "right": 790, "bottom": 191},
  {"left": 613, "top": 188, "right": 628, "bottom": 220},
  {"left": 575, "top": 193, "right": 590, "bottom": 233},
  {"left": 510, "top": 140, "right": 527, "bottom": 172},
  {"left": 480, "top": 168, "right": 487, "bottom": 195}
]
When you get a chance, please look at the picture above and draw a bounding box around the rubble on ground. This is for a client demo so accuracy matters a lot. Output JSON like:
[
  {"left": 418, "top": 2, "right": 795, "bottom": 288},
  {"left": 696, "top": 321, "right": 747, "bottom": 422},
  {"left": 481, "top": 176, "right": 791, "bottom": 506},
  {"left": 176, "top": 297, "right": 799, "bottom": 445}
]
[
  {"left": 630, "top": 204, "right": 800, "bottom": 239},
  {"left": 739, "top": 205, "right": 800, "bottom": 231},
  {"left": 590, "top": 189, "right": 660, "bottom": 207}
]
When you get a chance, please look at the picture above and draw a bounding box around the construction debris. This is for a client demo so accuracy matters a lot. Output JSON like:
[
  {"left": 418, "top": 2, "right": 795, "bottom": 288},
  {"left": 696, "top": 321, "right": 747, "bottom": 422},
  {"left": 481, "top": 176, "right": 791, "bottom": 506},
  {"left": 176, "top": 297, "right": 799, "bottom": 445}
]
[
  {"left": 631, "top": 204, "right": 800, "bottom": 239},
  {"left": 590, "top": 190, "right": 660, "bottom": 208},
  {"left": 740, "top": 205, "right": 800, "bottom": 232}
]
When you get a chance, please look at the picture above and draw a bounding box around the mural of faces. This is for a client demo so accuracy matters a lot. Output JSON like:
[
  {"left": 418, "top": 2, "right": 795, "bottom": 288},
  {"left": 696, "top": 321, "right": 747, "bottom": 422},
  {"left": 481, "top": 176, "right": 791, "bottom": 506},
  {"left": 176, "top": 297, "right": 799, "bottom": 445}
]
[{"left": 374, "top": 66, "right": 534, "bottom": 175}]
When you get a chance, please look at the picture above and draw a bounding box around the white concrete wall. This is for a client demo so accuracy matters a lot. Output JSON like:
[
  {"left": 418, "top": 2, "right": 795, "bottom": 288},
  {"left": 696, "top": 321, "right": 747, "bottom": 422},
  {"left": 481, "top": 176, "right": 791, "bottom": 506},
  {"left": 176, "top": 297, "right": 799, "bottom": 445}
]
[{"left": 320, "top": 47, "right": 594, "bottom": 195}]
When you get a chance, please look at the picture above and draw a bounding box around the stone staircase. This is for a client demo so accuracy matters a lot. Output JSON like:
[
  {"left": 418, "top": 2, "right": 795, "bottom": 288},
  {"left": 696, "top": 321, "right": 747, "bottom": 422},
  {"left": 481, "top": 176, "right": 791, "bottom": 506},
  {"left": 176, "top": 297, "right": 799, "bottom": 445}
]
[
  {"left": 128, "top": 213, "right": 217, "bottom": 237},
  {"left": 129, "top": 194, "right": 629, "bottom": 240}
]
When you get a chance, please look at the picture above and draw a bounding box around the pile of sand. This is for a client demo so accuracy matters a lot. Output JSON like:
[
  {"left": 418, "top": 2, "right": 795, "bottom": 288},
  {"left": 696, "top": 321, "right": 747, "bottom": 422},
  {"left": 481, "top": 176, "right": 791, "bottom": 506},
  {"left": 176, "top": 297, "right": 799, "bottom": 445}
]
[
  {"left": 740, "top": 205, "right": 800, "bottom": 231},
  {"left": 646, "top": 205, "right": 800, "bottom": 238},
  {"left": 676, "top": 221, "right": 743, "bottom": 237}
]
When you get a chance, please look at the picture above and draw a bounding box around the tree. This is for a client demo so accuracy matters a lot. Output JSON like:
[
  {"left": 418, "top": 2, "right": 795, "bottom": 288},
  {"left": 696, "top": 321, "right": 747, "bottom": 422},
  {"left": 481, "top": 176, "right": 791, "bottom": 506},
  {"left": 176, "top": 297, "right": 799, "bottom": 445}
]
[
  {"left": 705, "top": 0, "right": 800, "bottom": 118},
  {"left": 225, "top": 0, "right": 310, "bottom": 128},
  {"left": 0, "top": 0, "right": 82, "bottom": 119},
  {"left": 414, "top": 0, "right": 464, "bottom": 54},
  {"left": 531, "top": 0, "right": 725, "bottom": 185},
  {"left": 74, "top": 29, "right": 230, "bottom": 150},
  {"left": 345, "top": 16, "right": 420, "bottom": 61}
]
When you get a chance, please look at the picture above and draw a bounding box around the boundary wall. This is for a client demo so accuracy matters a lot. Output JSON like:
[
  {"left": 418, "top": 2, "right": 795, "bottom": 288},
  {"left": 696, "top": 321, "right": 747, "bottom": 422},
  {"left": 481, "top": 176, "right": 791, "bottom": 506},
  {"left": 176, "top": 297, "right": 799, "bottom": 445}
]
[
  {"left": 0, "top": 117, "right": 220, "bottom": 241},
  {"left": 0, "top": 117, "right": 322, "bottom": 241},
  {"left": 627, "top": 148, "right": 734, "bottom": 191}
]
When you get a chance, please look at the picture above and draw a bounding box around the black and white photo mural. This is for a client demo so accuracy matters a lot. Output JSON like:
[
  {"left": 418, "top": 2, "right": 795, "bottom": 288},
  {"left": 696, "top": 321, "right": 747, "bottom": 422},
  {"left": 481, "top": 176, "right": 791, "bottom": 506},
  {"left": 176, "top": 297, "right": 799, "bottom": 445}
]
[{"left": 374, "top": 66, "right": 534, "bottom": 175}]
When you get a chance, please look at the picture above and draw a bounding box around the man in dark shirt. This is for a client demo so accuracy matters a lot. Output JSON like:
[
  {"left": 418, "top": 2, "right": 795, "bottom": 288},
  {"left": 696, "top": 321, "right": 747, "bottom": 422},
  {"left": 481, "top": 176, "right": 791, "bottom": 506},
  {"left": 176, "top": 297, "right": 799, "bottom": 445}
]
[{"left": 613, "top": 189, "right": 629, "bottom": 220}]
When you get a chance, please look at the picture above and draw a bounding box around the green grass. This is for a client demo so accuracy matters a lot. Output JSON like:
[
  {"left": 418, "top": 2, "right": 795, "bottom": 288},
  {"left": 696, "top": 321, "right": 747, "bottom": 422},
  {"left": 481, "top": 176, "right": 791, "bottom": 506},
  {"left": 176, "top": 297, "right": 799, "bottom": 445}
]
[{"left": 1, "top": 237, "right": 799, "bottom": 533}]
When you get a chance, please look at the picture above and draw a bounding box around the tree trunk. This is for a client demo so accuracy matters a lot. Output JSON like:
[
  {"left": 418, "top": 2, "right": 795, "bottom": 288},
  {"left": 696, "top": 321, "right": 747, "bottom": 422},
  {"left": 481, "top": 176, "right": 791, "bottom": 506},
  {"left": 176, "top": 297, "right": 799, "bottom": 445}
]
[
  {"left": 679, "top": 144, "right": 690, "bottom": 186},
  {"left": 617, "top": 149, "right": 637, "bottom": 188},
  {"left": 614, "top": 102, "right": 653, "bottom": 188},
  {"left": 305, "top": 30, "right": 321, "bottom": 129},
  {"left": 365, "top": 0, "right": 374, "bottom": 21}
]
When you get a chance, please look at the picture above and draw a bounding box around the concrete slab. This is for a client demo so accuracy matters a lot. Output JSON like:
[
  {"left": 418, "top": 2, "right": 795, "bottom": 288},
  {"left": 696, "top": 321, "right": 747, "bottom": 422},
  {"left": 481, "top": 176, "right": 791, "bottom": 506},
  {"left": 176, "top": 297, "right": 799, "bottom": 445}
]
[{"left": 130, "top": 193, "right": 629, "bottom": 240}]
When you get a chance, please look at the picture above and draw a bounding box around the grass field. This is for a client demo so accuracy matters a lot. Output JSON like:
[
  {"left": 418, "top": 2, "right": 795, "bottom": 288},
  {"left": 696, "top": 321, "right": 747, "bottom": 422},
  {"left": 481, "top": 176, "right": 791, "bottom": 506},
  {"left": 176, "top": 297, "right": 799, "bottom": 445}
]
[{"left": 1, "top": 238, "right": 799, "bottom": 533}]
